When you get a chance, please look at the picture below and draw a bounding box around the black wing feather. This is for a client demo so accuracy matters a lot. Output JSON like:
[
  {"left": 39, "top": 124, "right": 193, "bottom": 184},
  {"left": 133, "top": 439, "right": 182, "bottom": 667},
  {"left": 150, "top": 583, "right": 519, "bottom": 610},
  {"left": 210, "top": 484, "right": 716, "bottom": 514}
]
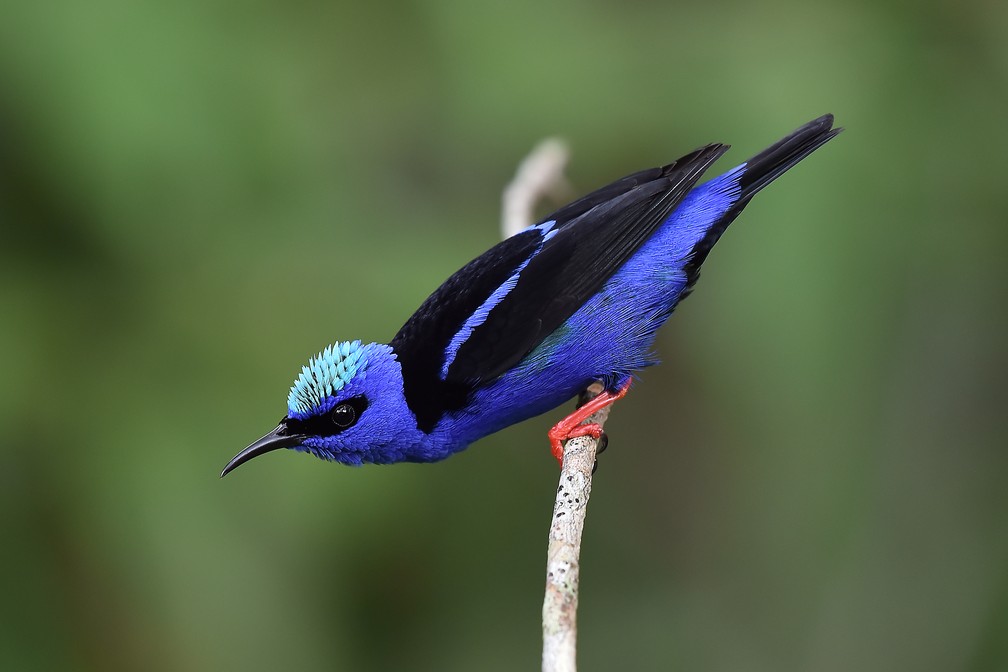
[
  {"left": 391, "top": 142, "right": 729, "bottom": 430},
  {"left": 389, "top": 229, "right": 542, "bottom": 430},
  {"left": 445, "top": 143, "right": 729, "bottom": 384}
]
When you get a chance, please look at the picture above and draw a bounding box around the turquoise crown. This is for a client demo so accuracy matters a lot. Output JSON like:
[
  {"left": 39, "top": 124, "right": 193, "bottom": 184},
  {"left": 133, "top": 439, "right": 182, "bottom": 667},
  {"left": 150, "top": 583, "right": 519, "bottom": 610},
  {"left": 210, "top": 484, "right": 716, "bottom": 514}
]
[{"left": 287, "top": 340, "right": 367, "bottom": 417}]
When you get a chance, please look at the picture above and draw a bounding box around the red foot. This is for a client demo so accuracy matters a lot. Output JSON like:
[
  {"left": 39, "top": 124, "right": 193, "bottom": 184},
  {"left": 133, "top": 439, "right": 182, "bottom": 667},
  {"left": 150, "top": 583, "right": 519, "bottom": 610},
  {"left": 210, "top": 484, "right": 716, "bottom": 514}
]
[{"left": 547, "top": 379, "right": 631, "bottom": 465}]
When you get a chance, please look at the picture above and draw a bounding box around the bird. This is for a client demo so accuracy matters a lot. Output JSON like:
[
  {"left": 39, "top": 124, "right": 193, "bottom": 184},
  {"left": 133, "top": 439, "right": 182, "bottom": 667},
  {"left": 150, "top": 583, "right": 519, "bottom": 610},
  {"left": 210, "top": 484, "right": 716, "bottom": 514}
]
[{"left": 222, "top": 115, "right": 841, "bottom": 476}]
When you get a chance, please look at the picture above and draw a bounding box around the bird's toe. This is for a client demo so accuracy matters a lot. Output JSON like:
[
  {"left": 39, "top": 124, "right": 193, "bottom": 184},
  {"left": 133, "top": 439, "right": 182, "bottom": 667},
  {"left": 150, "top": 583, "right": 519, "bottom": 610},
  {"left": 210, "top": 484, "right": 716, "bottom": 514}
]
[{"left": 596, "top": 431, "right": 609, "bottom": 455}]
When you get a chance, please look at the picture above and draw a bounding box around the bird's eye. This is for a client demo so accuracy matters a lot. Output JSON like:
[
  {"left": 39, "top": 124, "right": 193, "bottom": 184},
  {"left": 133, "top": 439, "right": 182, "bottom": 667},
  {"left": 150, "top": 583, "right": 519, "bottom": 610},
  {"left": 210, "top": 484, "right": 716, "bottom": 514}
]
[{"left": 331, "top": 403, "right": 357, "bottom": 428}]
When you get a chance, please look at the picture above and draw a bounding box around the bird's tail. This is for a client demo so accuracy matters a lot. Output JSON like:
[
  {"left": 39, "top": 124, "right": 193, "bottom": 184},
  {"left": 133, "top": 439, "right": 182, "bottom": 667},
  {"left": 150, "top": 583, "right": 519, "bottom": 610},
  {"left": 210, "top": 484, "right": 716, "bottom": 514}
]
[
  {"left": 735, "top": 114, "right": 842, "bottom": 205},
  {"left": 679, "top": 114, "right": 841, "bottom": 290}
]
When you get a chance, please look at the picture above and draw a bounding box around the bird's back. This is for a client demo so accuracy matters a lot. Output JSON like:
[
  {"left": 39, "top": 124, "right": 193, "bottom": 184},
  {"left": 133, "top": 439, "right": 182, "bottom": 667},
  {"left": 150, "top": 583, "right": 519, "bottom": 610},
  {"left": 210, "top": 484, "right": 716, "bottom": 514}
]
[
  {"left": 435, "top": 116, "right": 841, "bottom": 449},
  {"left": 390, "top": 143, "right": 731, "bottom": 432}
]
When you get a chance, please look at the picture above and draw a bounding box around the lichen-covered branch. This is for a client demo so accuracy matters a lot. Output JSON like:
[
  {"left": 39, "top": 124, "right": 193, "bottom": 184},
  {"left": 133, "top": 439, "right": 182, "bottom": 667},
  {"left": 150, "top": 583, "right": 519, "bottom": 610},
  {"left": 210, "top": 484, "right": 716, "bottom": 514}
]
[
  {"left": 502, "top": 142, "right": 607, "bottom": 672},
  {"left": 541, "top": 384, "right": 609, "bottom": 672}
]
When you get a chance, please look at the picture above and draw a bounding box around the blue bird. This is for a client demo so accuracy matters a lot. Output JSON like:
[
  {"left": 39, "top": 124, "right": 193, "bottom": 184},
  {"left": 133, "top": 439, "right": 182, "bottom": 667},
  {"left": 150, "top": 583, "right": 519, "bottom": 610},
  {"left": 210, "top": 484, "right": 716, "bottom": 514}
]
[{"left": 222, "top": 115, "right": 841, "bottom": 475}]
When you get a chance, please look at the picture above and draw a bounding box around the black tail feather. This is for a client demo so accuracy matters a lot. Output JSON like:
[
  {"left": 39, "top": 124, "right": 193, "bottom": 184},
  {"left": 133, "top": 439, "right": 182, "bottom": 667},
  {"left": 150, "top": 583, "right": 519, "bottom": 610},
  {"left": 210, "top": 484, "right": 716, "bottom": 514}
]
[
  {"left": 738, "top": 114, "right": 841, "bottom": 201},
  {"left": 679, "top": 114, "right": 841, "bottom": 294}
]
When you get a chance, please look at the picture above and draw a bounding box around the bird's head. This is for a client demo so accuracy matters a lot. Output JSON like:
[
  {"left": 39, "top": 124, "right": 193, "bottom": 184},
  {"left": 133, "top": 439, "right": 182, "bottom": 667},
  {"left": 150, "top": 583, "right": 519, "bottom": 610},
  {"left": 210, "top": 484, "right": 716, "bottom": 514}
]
[{"left": 222, "top": 340, "right": 418, "bottom": 475}]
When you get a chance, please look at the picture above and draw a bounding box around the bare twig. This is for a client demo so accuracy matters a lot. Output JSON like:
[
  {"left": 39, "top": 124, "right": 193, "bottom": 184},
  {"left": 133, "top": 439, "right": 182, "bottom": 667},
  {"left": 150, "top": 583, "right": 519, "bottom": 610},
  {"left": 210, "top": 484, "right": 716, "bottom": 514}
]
[
  {"left": 501, "top": 138, "right": 573, "bottom": 239},
  {"left": 501, "top": 142, "right": 609, "bottom": 672},
  {"left": 541, "top": 384, "right": 610, "bottom": 672}
]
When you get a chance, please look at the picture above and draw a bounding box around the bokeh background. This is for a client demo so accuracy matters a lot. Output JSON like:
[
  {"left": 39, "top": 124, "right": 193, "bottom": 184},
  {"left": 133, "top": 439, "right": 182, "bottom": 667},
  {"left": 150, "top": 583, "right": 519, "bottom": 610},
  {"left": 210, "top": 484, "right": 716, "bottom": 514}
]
[{"left": 2, "top": 0, "right": 1007, "bottom": 670}]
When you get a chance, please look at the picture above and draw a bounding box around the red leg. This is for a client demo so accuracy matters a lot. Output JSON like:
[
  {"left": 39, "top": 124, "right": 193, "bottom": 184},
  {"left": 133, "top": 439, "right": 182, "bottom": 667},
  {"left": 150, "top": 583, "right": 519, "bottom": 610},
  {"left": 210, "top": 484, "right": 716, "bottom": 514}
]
[{"left": 548, "top": 379, "right": 631, "bottom": 465}]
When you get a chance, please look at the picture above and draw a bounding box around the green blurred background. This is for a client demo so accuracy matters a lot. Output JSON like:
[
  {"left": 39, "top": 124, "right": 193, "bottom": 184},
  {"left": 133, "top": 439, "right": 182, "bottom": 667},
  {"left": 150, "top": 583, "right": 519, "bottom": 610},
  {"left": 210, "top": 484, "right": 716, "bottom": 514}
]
[{"left": 2, "top": 0, "right": 1007, "bottom": 670}]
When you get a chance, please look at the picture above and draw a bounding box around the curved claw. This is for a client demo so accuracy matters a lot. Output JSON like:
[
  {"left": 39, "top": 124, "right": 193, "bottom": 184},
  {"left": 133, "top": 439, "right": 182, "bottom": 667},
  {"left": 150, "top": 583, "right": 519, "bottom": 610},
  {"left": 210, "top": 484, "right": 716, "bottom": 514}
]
[{"left": 547, "top": 379, "right": 630, "bottom": 466}]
